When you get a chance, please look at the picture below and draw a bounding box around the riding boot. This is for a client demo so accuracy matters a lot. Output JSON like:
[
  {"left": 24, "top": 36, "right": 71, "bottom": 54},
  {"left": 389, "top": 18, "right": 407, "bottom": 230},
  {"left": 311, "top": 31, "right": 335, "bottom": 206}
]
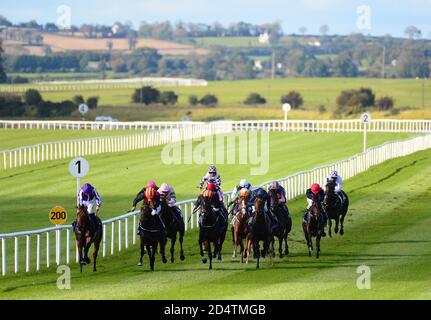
[
  {"left": 137, "top": 225, "right": 142, "bottom": 236},
  {"left": 72, "top": 219, "right": 77, "bottom": 232}
]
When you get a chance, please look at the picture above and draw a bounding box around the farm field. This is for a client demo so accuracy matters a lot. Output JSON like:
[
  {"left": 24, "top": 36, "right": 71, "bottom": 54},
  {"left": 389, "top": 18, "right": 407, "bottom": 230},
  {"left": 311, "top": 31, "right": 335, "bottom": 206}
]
[
  {"left": 0, "top": 129, "right": 143, "bottom": 150},
  {"left": 1, "top": 146, "right": 430, "bottom": 299},
  {"left": 2, "top": 78, "right": 430, "bottom": 121},
  {"left": 31, "top": 78, "right": 430, "bottom": 110}
]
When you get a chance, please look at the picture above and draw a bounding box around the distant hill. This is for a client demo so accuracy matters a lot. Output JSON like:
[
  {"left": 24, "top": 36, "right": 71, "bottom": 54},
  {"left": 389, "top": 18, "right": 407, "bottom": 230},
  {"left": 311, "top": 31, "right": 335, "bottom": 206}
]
[{"left": 2, "top": 30, "right": 209, "bottom": 56}]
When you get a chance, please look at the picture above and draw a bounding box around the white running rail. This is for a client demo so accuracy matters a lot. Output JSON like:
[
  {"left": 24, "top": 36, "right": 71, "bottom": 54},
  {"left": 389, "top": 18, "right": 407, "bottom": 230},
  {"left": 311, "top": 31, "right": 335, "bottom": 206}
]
[
  {"left": 1, "top": 133, "right": 431, "bottom": 276},
  {"left": 1, "top": 119, "right": 431, "bottom": 133}
]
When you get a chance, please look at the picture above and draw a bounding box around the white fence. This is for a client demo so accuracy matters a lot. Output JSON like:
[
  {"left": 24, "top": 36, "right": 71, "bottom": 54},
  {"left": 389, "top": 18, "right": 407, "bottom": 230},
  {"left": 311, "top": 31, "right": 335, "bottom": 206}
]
[
  {"left": 1, "top": 119, "right": 431, "bottom": 133},
  {"left": 0, "top": 123, "right": 233, "bottom": 171},
  {"left": 0, "top": 77, "right": 208, "bottom": 93},
  {"left": 2, "top": 133, "right": 431, "bottom": 276}
]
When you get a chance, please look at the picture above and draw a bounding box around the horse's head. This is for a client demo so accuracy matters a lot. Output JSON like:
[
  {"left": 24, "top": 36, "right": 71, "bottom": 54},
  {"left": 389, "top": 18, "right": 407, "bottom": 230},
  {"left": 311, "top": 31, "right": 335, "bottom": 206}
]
[
  {"left": 76, "top": 205, "right": 89, "bottom": 230},
  {"left": 268, "top": 188, "right": 279, "bottom": 209},
  {"left": 309, "top": 199, "right": 322, "bottom": 221},
  {"left": 324, "top": 180, "right": 337, "bottom": 210},
  {"left": 140, "top": 203, "right": 152, "bottom": 224}
]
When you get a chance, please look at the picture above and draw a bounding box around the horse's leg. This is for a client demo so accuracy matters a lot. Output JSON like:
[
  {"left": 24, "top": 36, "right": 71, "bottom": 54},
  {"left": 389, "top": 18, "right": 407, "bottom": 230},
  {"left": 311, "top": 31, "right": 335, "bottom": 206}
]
[
  {"left": 179, "top": 226, "right": 185, "bottom": 261},
  {"left": 340, "top": 212, "right": 346, "bottom": 236},
  {"left": 170, "top": 235, "right": 176, "bottom": 263},
  {"left": 239, "top": 238, "right": 245, "bottom": 263},
  {"left": 84, "top": 238, "right": 91, "bottom": 264},
  {"left": 284, "top": 230, "right": 289, "bottom": 256},
  {"left": 77, "top": 240, "right": 83, "bottom": 272},
  {"left": 328, "top": 217, "right": 333, "bottom": 238},
  {"left": 93, "top": 238, "right": 100, "bottom": 272},
  {"left": 232, "top": 228, "right": 238, "bottom": 258},
  {"left": 316, "top": 233, "right": 321, "bottom": 259},
  {"left": 307, "top": 228, "right": 313, "bottom": 257},
  {"left": 150, "top": 243, "right": 156, "bottom": 271},
  {"left": 208, "top": 241, "right": 213, "bottom": 270},
  {"left": 160, "top": 236, "right": 167, "bottom": 264},
  {"left": 255, "top": 241, "right": 260, "bottom": 269},
  {"left": 278, "top": 236, "right": 283, "bottom": 258},
  {"left": 334, "top": 215, "right": 339, "bottom": 234},
  {"left": 138, "top": 237, "right": 145, "bottom": 266}
]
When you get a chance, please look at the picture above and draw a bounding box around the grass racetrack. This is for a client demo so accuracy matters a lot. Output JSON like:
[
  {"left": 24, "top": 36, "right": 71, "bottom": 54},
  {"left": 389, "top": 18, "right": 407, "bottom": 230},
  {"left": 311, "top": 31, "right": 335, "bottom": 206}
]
[{"left": 0, "top": 130, "right": 429, "bottom": 299}]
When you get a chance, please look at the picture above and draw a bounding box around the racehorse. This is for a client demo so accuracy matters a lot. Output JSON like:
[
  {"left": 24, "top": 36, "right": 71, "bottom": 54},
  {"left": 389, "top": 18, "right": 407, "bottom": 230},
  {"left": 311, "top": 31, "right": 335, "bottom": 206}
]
[
  {"left": 195, "top": 191, "right": 227, "bottom": 269},
  {"left": 75, "top": 205, "right": 102, "bottom": 272},
  {"left": 323, "top": 180, "right": 349, "bottom": 237},
  {"left": 232, "top": 193, "right": 252, "bottom": 263},
  {"left": 138, "top": 203, "right": 167, "bottom": 271},
  {"left": 160, "top": 195, "right": 185, "bottom": 263},
  {"left": 247, "top": 190, "right": 272, "bottom": 268},
  {"left": 302, "top": 199, "right": 325, "bottom": 258},
  {"left": 267, "top": 188, "right": 292, "bottom": 258}
]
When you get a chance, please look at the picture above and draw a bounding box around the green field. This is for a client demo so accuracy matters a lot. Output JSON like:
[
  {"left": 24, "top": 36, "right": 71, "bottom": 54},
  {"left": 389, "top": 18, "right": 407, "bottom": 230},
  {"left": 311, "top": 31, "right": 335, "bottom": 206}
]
[
  {"left": 1, "top": 136, "right": 430, "bottom": 299},
  {"left": 2, "top": 78, "right": 430, "bottom": 121}
]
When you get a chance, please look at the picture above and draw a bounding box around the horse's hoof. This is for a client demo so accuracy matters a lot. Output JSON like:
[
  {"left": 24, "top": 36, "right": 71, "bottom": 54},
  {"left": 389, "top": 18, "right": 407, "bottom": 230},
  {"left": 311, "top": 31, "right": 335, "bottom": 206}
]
[
  {"left": 202, "top": 258, "right": 207, "bottom": 264},
  {"left": 217, "top": 255, "right": 222, "bottom": 261},
  {"left": 85, "top": 257, "right": 91, "bottom": 264},
  {"left": 285, "top": 249, "right": 289, "bottom": 256},
  {"left": 162, "top": 257, "right": 167, "bottom": 264},
  {"left": 334, "top": 228, "right": 339, "bottom": 234},
  {"left": 279, "top": 254, "right": 283, "bottom": 259},
  {"left": 340, "top": 229, "right": 344, "bottom": 235},
  {"left": 137, "top": 262, "right": 142, "bottom": 266},
  {"left": 180, "top": 255, "right": 185, "bottom": 261}
]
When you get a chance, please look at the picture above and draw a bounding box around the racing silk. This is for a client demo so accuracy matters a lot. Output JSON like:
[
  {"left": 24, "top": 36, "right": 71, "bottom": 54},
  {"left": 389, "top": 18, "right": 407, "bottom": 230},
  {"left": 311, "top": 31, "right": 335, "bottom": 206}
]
[
  {"left": 132, "top": 188, "right": 146, "bottom": 207},
  {"left": 269, "top": 185, "right": 287, "bottom": 205},
  {"left": 199, "top": 172, "right": 221, "bottom": 189},
  {"left": 78, "top": 186, "right": 101, "bottom": 207},
  {"left": 159, "top": 185, "right": 177, "bottom": 207},
  {"left": 306, "top": 188, "right": 324, "bottom": 207},
  {"left": 326, "top": 175, "right": 343, "bottom": 193}
]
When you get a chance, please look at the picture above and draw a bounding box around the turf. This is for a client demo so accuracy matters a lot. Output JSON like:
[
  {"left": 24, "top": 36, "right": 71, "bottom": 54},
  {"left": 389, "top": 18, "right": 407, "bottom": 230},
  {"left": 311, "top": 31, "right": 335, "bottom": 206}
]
[
  {"left": 1, "top": 145, "right": 430, "bottom": 299},
  {"left": 0, "top": 131, "right": 412, "bottom": 232}
]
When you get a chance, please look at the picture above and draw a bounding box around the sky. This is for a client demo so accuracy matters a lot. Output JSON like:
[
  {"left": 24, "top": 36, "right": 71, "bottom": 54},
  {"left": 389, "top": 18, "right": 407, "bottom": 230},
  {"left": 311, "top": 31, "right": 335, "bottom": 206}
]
[{"left": 1, "top": 0, "right": 431, "bottom": 38}]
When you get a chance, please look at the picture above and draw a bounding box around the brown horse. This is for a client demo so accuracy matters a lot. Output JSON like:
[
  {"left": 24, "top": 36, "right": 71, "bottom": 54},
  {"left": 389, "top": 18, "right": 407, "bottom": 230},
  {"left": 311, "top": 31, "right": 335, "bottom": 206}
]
[
  {"left": 323, "top": 180, "right": 349, "bottom": 237},
  {"left": 302, "top": 199, "right": 325, "bottom": 258},
  {"left": 159, "top": 195, "right": 185, "bottom": 263},
  {"left": 138, "top": 203, "right": 167, "bottom": 271},
  {"left": 75, "top": 205, "right": 102, "bottom": 272},
  {"left": 232, "top": 193, "right": 252, "bottom": 263}
]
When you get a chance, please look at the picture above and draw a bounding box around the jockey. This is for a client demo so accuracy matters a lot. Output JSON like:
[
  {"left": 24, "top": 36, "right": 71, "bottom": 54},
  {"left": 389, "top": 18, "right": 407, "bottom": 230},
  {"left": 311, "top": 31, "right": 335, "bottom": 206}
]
[
  {"left": 232, "top": 187, "right": 255, "bottom": 226},
  {"left": 137, "top": 186, "right": 165, "bottom": 235},
  {"left": 326, "top": 170, "right": 346, "bottom": 204},
  {"left": 267, "top": 180, "right": 290, "bottom": 219},
  {"left": 199, "top": 165, "right": 224, "bottom": 203},
  {"left": 130, "top": 181, "right": 159, "bottom": 211},
  {"left": 194, "top": 182, "right": 227, "bottom": 221},
  {"left": 227, "top": 179, "right": 254, "bottom": 211},
  {"left": 77, "top": 183, "right": 102, "bottom": 232},
  {"left": 158, "top": 182, "right": 184, "bottom": 224},
  {"left": 304, "top": 183, "right": 327, "bottom": 237}
]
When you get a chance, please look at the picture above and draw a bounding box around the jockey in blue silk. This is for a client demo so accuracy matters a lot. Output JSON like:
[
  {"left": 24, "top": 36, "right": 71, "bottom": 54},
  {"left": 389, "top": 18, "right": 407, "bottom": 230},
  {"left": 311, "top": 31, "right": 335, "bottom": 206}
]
[
  {"left": 267, "top": 180, "right": 290, "bottom": 220},
  {"left": 75, "top": 183, "right": 102, "bottom": 232}
]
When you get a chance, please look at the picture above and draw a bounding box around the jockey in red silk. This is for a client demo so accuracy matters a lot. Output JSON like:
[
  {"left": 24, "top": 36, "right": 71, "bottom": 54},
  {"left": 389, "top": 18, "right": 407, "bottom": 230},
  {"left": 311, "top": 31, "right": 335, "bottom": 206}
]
[{"left": 130, "top": 181, "right": 159, "bottom": 211}]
